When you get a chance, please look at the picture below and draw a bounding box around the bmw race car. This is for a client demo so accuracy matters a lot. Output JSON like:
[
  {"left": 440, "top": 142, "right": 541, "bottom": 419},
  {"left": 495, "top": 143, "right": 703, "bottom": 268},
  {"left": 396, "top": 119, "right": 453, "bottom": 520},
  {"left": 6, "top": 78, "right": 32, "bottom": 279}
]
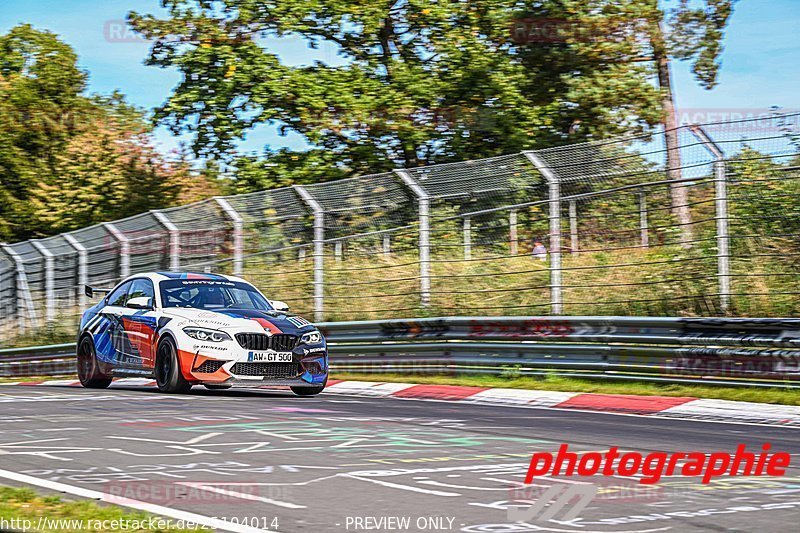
[{"left": 76, "top": 272, "right": 328, "bottom": 395}]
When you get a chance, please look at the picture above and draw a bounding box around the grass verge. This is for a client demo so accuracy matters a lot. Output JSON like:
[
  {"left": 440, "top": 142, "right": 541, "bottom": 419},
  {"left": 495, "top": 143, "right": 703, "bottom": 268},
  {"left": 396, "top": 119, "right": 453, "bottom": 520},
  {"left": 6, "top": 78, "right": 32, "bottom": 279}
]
[
  {"left": 0, "top": 486, "right": 198, "bottom": 532},
  {"left": 331, "top": 372, "right": 800, "bottom": 406}
]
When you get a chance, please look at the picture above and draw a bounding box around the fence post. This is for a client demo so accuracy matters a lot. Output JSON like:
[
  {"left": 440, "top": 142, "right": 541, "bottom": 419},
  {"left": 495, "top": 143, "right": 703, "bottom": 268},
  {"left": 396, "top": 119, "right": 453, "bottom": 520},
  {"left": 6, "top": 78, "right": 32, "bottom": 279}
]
[
  {"left": 382, "top": 233, "right": 391, "bottom": 256},
  {"left": 294, "top": 186, "right": 325, "bottom": 321},
  {"left": 568, "top": 200, "right": 578, "bottom": 255},
  {"left": 334, "top": 240, "right": 343, "bottom": 262},
  {"left": 214, "top": 197, "right": 244, "bottom": 276},
  {"left": 509, "top": 209, "right": 518, "bottom": 254},
  {"left": 394, "top": 170, "right": 431, "bottom": 307},
  {"left": 523, "top": 151, "right": 562, "bottom": 314},
  {"left": 638, "top": 190, "right": 649, "bottom": 248},
  {"left": 689, "top": 125, "right": 730, "bottom": 313},
  {"left": 30, "top": 240, "right": 55, "bottom": 324},
  {"left": 102, "top": 223, "right": 130, "bottom": 279},
  {"left": 463, "top": 217, "right": 472, "bottom": 260},
  {"left": 152, "top": 211, "right": 180, "bottom": 272},
  {"left": 63, "top": 234, "right": 87, "bottom": 308},
  {"left": 0, "top": 244, "right": 38, "bottom": 331}
]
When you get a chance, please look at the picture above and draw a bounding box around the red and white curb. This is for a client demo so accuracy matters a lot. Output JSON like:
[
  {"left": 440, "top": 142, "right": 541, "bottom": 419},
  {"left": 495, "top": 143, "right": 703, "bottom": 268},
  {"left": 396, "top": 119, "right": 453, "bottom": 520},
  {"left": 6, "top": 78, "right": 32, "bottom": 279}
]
[
  {"left": 4, "top": 378, "right": 800, "bottom": 427},
  {"left": 324, "top": 380, "right": 800, "bottom": 427}
]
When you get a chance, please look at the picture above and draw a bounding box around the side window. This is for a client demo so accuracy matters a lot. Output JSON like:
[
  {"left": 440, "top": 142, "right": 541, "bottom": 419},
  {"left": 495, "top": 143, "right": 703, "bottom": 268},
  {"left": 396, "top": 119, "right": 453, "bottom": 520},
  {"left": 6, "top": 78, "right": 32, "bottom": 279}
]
[
  {"left": 127, "top": 278, "right": 155, "bottom": 306},
  {"left": 106, "top": 281, "right": 132, "bottom": 307}
]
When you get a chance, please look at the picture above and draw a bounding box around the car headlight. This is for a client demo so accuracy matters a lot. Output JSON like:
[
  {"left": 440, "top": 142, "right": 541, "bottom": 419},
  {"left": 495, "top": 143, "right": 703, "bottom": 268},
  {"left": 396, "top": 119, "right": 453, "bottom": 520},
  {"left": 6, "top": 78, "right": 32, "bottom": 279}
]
[
  {"left": 183, "top": 327, "right": 231, "bottom": 342},
  {"left": 300, "top": 330, "right": 323, "bottom": 345}
]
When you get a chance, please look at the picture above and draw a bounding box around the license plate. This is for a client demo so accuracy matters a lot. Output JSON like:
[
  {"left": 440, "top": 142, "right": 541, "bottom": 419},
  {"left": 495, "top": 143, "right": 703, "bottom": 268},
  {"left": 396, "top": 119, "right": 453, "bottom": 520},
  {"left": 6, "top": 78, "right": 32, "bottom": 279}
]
[{"left": 249, "top": 351, "right": 293, "bottom": 363}]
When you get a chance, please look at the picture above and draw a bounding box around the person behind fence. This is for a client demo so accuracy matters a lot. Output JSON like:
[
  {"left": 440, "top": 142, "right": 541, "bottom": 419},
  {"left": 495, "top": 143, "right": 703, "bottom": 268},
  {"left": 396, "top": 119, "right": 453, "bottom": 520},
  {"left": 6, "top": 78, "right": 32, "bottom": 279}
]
[{"left": 532, "top": 240, "right": 547, "bottom": 261}]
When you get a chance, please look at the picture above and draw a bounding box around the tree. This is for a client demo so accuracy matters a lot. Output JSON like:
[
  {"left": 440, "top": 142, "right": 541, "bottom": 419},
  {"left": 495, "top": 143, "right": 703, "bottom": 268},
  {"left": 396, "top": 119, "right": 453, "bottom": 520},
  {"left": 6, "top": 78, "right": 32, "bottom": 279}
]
[
  {"left": 0, "top": 25, "right": 224, "bottom": 241},
  {"left": 128, "top": 0, "right": 665, "bottom": 180},
  {"left": 0, "top": 24, "right": 88, "bottom": 239},
  {"left": 653, "top": 0, "right": 735, "bottom": 244}
]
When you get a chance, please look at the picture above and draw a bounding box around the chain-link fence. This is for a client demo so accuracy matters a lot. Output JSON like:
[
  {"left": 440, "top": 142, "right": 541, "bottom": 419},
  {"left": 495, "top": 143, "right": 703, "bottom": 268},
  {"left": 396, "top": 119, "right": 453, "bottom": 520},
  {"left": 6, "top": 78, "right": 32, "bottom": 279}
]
[{"left": 2, "top": 113, "right": 799, "bottom": 344}]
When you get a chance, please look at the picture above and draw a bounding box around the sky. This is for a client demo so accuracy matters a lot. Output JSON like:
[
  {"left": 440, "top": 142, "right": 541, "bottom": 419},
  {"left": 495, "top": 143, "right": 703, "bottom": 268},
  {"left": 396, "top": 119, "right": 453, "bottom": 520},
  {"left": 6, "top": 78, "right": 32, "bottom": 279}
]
[{"left": 0, "top": 0, "right": 798, "bottom": 158}]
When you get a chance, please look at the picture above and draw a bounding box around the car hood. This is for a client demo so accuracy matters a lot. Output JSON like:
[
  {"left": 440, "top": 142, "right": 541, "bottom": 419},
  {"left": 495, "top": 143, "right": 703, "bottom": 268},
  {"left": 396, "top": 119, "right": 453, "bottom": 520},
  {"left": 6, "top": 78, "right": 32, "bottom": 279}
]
[{"left": 162, "top": 307, "right": 315, "bottom": 335}]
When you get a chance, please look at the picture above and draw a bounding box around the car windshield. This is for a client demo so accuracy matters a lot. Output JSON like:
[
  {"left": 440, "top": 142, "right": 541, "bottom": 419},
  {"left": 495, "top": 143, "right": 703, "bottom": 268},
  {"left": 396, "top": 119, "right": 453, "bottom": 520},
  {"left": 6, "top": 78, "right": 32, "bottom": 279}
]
[{"left": 159, "top": 279, "right": 273, "bottom": 311}]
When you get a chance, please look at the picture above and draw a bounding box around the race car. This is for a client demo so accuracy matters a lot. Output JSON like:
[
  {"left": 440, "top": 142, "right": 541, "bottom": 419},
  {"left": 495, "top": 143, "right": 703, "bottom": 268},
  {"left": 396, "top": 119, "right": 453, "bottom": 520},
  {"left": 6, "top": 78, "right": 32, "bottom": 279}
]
[{"left": 76, "top": 272, "right": 328, "bottom": 395}]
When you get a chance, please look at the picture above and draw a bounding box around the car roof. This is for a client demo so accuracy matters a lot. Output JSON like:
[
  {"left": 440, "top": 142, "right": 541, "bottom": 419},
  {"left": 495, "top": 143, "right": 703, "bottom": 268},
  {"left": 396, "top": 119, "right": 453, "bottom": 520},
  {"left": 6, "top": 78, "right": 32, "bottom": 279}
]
[{"left": 121, "top": 272, "right": 248, "bottom": 284}]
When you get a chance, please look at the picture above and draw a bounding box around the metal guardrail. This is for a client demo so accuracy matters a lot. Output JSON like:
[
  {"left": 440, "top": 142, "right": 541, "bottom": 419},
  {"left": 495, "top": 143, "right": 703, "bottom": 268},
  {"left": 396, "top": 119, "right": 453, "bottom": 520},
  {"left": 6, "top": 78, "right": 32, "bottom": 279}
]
[
  {"left": 2, "top": 317, "right": 800, "bottom": 387},
  {"left": 0, "top": 343, "right": 76, "bottom": 378}
]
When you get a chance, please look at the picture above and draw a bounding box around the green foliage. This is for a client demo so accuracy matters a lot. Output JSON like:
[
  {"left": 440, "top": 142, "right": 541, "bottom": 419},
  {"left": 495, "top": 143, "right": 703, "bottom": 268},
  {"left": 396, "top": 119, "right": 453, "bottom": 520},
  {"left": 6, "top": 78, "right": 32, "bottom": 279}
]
[
  {"left": 669, "top": 0, "right": 735, "bottom": 89},
  {"left": 128, "top": 1, "right": 734, "bottom": 190},
  {"left": 0, "top": 25, "right": 225, "bottom": 241},
  {"left": 728, "top": 148, "right": 800, "bottom": 238},
  {"left": 129, "top": 1, "right": 667, "bottom": 176}
]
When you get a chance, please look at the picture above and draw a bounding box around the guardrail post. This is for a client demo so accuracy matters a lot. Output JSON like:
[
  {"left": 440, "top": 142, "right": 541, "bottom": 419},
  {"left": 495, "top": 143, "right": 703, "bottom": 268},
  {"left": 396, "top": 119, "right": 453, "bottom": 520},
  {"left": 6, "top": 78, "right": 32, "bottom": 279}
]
[
  {"left": 509, "top": 209, "right": 518, "bottom": 254},
  {"left": 152, "top": 210, "right": 180, "bottom": 271},
  {"left": 638, "top": 190, "right": 649, "bottom": 248},
  {"left": 0, "top": 244, "right": 38, "bottom": 331},
  {"left": 294, "top": 186, "right": 325, "bottom": 321},
  {"left": 102, "top": 222, "right": 130, "bottom": 279},
  {"left": 568, "top": 200, "right": 578, "bottom": 255},
  {"left": 523, "top": 151, "right": 562, "bottom": 314},
  {"left": 394, "top": 170, "right": 431, "bottom": 307},
  {"left": 30, "top": 240, "right": 55, "bottom": 324},
  {"left": 63, "top": 234, "right": 87, "bottom": 308},
  {"left": 463, "top": 217, "right": 472, "bottom": 260},
  {"left": 689, "top": 125, "right": 730, "bottom": 313},
  {"left": 214, "top": 197, "right": 244, "bottom": 276}
]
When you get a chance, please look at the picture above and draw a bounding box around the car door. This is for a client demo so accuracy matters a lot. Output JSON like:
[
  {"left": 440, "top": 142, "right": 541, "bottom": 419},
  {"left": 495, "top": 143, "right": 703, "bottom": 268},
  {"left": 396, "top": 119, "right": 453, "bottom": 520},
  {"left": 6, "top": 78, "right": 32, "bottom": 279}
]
[
  {"left": 99, "top": 280, "right": 133, "bottom": 365},
  {"left": 121, "top": 278, "right": 158, "bottom": 369}
]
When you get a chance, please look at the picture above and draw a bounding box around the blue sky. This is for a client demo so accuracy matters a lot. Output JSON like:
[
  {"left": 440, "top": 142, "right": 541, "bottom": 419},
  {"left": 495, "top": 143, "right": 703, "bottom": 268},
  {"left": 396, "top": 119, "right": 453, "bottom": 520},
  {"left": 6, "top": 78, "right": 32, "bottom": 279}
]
[{"left": 1, "top": 0, "right": 798, "bottom": 157}]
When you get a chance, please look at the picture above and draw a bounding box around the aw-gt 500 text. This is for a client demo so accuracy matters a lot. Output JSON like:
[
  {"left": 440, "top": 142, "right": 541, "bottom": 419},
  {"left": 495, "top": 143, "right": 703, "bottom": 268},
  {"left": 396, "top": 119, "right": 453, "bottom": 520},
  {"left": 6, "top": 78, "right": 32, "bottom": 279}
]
[{"left": 77, "top": 272, "right": 327, "bottom": 395}]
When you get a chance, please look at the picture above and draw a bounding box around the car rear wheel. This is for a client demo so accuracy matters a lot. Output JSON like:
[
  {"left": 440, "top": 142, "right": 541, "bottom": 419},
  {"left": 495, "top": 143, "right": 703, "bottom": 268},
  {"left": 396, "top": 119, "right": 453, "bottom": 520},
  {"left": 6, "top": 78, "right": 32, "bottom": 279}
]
[
  {"left": 76, "top": 337, "right": 112, "bottom": 389},
  {"left": 155, "top": 337, "right": 192, "bottom": 393}
]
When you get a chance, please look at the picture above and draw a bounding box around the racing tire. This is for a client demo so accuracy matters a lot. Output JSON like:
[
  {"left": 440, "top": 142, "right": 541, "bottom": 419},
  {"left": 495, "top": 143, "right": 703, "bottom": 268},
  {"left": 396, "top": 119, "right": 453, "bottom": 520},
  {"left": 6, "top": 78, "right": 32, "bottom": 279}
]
[
  {"left": 76, "top": 336, "right": 112, "bottom": 389},
  {"left": 291, "top": 376, "right": 326, "bottom": 396},
  {"left": 203, "top": 384, "right": 232, "bottom": 390},
  {"left": 155, "top": 337, "right": 192, "bottom": 394}
]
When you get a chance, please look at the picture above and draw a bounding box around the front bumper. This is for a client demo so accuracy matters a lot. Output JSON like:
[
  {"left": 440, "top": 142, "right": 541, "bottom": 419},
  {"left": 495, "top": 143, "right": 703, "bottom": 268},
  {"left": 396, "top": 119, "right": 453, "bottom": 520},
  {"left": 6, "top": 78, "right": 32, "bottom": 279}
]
[{"left": 185, "top": 347, "right": 328, "bottom": 386}]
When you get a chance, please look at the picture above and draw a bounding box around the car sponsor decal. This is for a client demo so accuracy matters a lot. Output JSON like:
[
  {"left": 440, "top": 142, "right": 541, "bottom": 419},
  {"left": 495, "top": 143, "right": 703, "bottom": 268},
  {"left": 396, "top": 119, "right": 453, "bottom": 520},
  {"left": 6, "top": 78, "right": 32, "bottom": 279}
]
[{"left": 287, "top": 316, "right": 311, "bottom": 328}]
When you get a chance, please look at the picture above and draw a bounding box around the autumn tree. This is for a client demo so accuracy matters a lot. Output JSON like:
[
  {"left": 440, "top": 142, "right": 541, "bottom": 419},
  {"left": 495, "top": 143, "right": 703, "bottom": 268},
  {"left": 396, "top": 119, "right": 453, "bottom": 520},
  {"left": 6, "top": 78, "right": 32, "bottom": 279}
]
[{"left": 0, "top": 25, "right": 224, "bottom": 241}]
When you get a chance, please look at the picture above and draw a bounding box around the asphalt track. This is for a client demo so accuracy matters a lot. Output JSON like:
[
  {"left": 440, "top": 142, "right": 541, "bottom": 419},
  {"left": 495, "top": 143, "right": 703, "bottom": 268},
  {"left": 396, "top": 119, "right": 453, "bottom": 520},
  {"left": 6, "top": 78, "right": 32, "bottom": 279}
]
[{"left": 1, "top": 384, "right": 799, "bottom": 533}]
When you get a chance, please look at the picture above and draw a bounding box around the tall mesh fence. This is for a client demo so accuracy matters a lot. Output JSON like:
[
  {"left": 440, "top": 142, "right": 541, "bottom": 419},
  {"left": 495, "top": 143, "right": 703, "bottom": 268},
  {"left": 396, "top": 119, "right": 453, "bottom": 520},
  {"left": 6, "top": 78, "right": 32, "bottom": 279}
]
[{"left": 2, "top": 113, "right": 799, "bottom": 344}]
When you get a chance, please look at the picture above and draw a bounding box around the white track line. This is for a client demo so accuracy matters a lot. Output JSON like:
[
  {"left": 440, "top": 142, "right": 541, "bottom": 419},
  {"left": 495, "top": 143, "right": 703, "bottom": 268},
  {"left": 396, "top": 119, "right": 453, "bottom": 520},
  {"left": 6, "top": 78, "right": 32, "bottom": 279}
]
[{"left": 0, "top": 468, "right": 270, "bottom": 533}]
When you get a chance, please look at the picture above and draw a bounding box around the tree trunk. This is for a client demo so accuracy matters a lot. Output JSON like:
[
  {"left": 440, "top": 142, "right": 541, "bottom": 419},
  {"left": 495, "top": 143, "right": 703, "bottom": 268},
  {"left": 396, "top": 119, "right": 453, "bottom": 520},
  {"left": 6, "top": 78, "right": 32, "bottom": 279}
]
[{"left": 653, "top": 23, "right": 693, "bottom": 247}]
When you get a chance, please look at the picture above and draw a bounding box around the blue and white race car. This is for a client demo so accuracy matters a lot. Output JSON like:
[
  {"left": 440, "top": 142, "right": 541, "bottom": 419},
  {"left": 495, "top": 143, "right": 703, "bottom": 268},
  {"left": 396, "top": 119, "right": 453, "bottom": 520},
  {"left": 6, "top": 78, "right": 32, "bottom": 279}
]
[{"left": 77, "top": 272, "right": 328, "bottom": 394}]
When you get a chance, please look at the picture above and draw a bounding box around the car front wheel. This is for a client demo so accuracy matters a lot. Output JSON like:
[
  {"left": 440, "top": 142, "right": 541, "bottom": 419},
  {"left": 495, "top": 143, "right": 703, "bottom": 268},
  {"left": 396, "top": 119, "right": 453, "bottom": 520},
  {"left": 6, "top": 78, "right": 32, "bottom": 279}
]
[
  {"left": 76, "top": 336, "right": 112, "bottom": 389},
  {"left": 155, "top": 337, "right": 192, "bottom": 394}
]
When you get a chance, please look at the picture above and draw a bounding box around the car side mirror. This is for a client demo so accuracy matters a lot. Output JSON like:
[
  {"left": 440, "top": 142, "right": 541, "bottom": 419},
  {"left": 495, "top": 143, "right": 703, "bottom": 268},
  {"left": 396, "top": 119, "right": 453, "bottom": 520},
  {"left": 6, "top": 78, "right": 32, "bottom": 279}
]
[
  {"left": 127, "top": 296, "right": 154, "bottom": 310},
  {"left": 272, "top": 300, "right": 289, "bottom": 312}
]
